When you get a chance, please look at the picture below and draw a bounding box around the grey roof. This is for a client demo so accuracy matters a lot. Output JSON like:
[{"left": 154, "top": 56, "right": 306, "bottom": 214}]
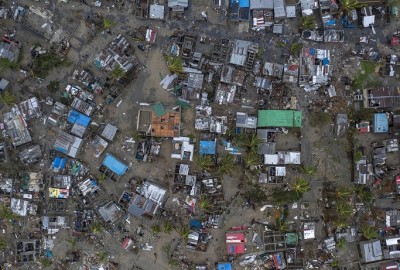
[
  {"left": 168, "top": 0, "right": 188, "bottom": 9},
  {"left": 19, "top": 144, "right": 42, "bottom": 164},
  {"left": 187, "top": 73, "right": 204, "bottom": 89},
  {"left": 250, "top": 0, "right": 273, "bottom": 9},
  {"left": 149, "top": 4, "right": 165, "bottom": 19},
  {"left": 274, "top": 0, "right": 287, "bottom": 18},
  {"left": 0, "top": 42, "right": 20, "bottom": 62},
  {"left": 101, "top": 123, "right": 118, "bottom": 141},
  {"left": 286, "top": 5, "right": 296, "bottom": 17},
  {"left": 230, "top": 40, "right": 253, "bottom": 66},
  {"left": 4, "top": 107, "right": 32, "bottom": 147},
  {"left": 273, "top": 24, "right": 284, "bottom": 34},
  {"left": 71, "top": 123, "right": 87, "bottom": 138},
  {"left": 236, "top": 112, "right": 257, "bottom": 129},
  {"left": 360, "top": 240, "right": 383, "bottom": 263},
  {"left": 258, "top": 142, "right": 276, "bottom": 154},
  {"left": 0, "top": 78, "right": 9, "bottom": 91}
]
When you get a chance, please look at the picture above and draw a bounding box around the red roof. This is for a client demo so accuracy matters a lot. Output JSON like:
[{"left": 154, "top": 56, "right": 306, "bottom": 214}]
[
  {"left": 226, "top": 232, "right": 245, "bottom": 255},
  {"left": 391, "top": 37, "right": 400, "bottom": 45},
  {"left": 396, "top": 175, "right": 400, "bottom": 184}
]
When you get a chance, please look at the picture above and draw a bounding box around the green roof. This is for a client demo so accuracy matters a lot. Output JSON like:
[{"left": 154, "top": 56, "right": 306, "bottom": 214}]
[
  {"left": 152, "top": 103, "right": 166, "bottom": 117},
  {"left": 257, "top": 110, "right": 302, "bottom": 128}
]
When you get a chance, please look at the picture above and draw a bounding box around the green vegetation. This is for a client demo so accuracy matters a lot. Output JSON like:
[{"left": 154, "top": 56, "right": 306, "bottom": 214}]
[
  {"left": 103, "top": 18, "right": 116, "bottom": 29},
  {"left": 389, "top": 0, "right": 400, "bottom": 7},
  {"left": 256, "top": 47, "right": 265, "bottom": 59},
  {"left": 97, "top": 251, "right": 108, "bottom": 263},
  {"left": 354, "top": 150, "right": 363, "bottom": 162},
  {"left": 0, "top": 91, "right": 17, "bottom": 106},
  {"left": 360, "top": 225, "right": 378, "bottom": 240},
  {"left": 0, "top": 236, "right": 6, "bottom": 250},
  {"left": 290, "top": 43, "right": 303, "bottom": 56},
  {"left": 40, "top": 258, "right": 53, "bottom": 267},
  {"left": 271, "top": 187, "right": 302, "bottom": 205},
  {"left": 196, "top": 155, "right": 214, "bottom": 171},
  {"left": 89, "top": 222, "right": 103, "bottom": 234},
  {"left": 336, "top": 186, "right": 353, "bottom": 201},
  {"left": 0, "top": 205, "right": 18, "bottom": 221},
  {"left": 299, "top": 163, "right": 317, "bottom": 176},
  {"left": 336, "top": 238, "right": 346, "bottom": 249},
  {"left": 274, "top": 219, "right": 289, "bottom": 232},
  {"left": 301, "top": 15, "right": 316, "bottom": 30},
  {"left": 355, "top": 186, "right": 374, "bottom": 204},
  {"left": 46, "top": 80, "right": 60, "bottom": 93},
  {"left": 198, "top": 195, "right": 212, "bottom": 212},
  {"left": 163, "top": 221, "right": 173, "bottom": 234},
  {"left": 352, "top": 60, "right": 380, "bottom": 90},
  {"left": 32, "top": 52, "right": 70, "bottom": 78},
  {"left": 97, "top": 174, "right": 106, "bottom": 183},
  {"left": 67, "top": 238, "right": 77, "bottom": 249},
  {"left": 165, "top": 56, "right": 184, "bottom": 75},
  {"left": 234, "top": 133, "right": 261, "bottom": 154},
  {"left": 244, "top": 151, "right": 261, "bottom": 168},
  {"left": 59, "top": 97, "right": 70, "bottom": 106},
  {"left": 151, "top": 224, "right": 161, "bottom": 235},
  {"left": 109, "top": 66, "right": 126, "bottom": 83},
  {"left": 0, "top": 58, "right": 19, "bottom": 70},
  {"left": 309, "top": 112, "right": 331, "bottom": 127},
  {"left": 218, "top": 154, "right": 235, "bottom": 176},
  {"left": 291, "top": 178, "right": 311, "bottom": 196},
  {"left": 336, "top": 200, "right": 353, "bottom": 217},
  {"left": 276, "top": 41, "right": 287, "bottom": 48},
  {"left": 244, "top": 185, "right": 269, "bottom": 204},
  {"left": 339, "top": 0, "right": 365, "bottom": 14},
  {"left": 176, "top": 226, "right": 190, "bottom": 241}
]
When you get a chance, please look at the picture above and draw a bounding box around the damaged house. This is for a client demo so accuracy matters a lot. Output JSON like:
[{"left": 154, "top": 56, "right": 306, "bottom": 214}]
[
  {"left": 362, "top": 87, "right": 400, "bottom": 109},
  {"left": 4, "top": 106, "right": 32, "bottom": 147},
  {"left": 171, "top": 137, "right": 195, "bottom": 161},
  {"left": 53, "top": 131, "right": 83, "bottom": 158},
  {"left": 250, "top": 0, "right": 274, "bottom": 30},
  {"left": 299, "top": 48, "right": 331, "bottom": 87},
  {"left": 195, "top": 105, "right": 212, "bottom": 131},
  {"left": 19, "top": 144, "right": 42, "bottom": 165},
  {"left": 229, "top": 39, "right": 259, "bottom": 71},
  {"left": 99, "top": 153, "right": 129, "bottom": 181}
]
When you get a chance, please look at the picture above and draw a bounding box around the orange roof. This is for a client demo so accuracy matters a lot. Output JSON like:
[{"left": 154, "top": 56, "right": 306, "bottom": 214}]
[{"left": 151, "top": 112, "right": 181, "bottom": 137}]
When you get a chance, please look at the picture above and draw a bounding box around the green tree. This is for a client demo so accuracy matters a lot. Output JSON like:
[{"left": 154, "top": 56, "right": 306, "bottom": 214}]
[
  {"left": 389, "top": 0, "right": 400, "bottom": 7},
  {"left": 163, "top": 221, "right": 173, "bottom": 234},
  {"left": 46, "top": 80, "right": 60, "bottom": 93},
  {"left": 338, "top": 0, "right": 365, "bottom": 14},
  {"left": 299, "top": 163, "right": 317, "bottom": 176},
  {"left": 360, "top": 225, "right": 378, "bottom": 240},
  {"left": 98, "top": 174, "right": 106, "bottom": 183},
  {"left": 196, "top": 155, "right": 214, "bottom": 171},
  {"left": 151, "top": 224, "right": 161, "bottom": 235},
  {"left": 290, "top": 43, "right": 303, "bottom": 56},
  {"left": 218, "top": 154, "right": 235, "bottom": 176},
  {"left": 243, "top": 151, "right": 260, "bottom": 168},
  {"left": 0, "top": 236, "right": 6, "bottom": 250},
  {"left": 336, "top": 238, "right": 346, "bottom": 249},
  {"left": 274, "top": 219, "right": 289, "bottom": 232},
  {"left": 176, "top": 226, "right": 190, "bottom": 241},
  {"left": 336, "top": 186, "right": 353, "bottom": 201},
  {"left": 336, "top": 200, "right": 353, "bottom": 218},
  {"left": 0, "top": 58, "right": 19, "bottom": 70},
  {"left": 333, "top": 217, "right": 350, "bottom": 228},
  {"left": 103, "top": 18, "right": 116, "bottom": 29},
  {"left": 234, "top": 133, "right": 261, "bottom": 154},
  {"left": 291, "top": 178, "right": 311, "bottom": 196},
  {"left": 66, "top": 237, "right": 77, "bottom": 250},
  {"left": 0, "top": 91, "right": 17, "bottom": 106},
  {"left": 89, "top": 222, "right": 103, "bottom": 234},
  {"left": 245, "top": 186, "right": 268, "bottom": 204},
  {"left": 301, "top": 15, "right": 316, "bottom": 30},
  {"left": 109, "top": 66, "right": 126, "bottom": 83},
  {"left": 271, "top": 188, "right": 301, "bottom": 205},
  {"left": 0, "top": 205, "right": 18, "bottom": 221},
  {"left": 97, "top": 251, "right": 108, "bottom": 263},
  {"left": 198, "top": 195, "right": 212, "bottom": 212},
  {"left": 355, "top": 186, "right": 374, "bottom": 204},
  {"left": 165, "top": 56, "right": 184, "bottom": 75}
]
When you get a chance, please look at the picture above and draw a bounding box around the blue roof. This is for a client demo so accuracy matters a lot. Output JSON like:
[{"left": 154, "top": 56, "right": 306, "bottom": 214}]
[
  {"left": 374, "top": 113, "right": 388, "bottom": 133},
  {"left": 52, "top": 157, "right": 67, "bottom": 169},
  {"left": 199, "top": 140, "right": 216, "bottom": 155},
  {"left": 102, "top": 153, "right": 129, "bottom": 176},
  {"left": 218, "top": 262, "right": 232, "bottom": 270},
  {"left": 68, "top": 110, "right": 91, "bottom": 127}
]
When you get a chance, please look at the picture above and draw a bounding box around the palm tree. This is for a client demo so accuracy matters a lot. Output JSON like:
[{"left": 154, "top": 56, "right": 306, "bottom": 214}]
[
  {"left": 103, "top": 18, "right": 116, "bottom": 29},
  {"left": 0, "top": 236, "right": 6, "bottom": 250},
  {"left": 336, "top": 200, "right": 353, "bottom": 218},
  {"left": 40, "top": 258, "right": 52, "bottom": 267},
  {"left": 218, "top": 154, "right": 235, "bottom": 176},
  {"left": 291, "top": 178, "right": 311, "bottom": 196},
  {"left": 338, "top": 0, "right": 364, "bottom": 15},
  {"left": 299, "top": 163, "right": 317, "bottom": 176},
  {"left": 274, "top": 219, "right": 289, "bottom": 232},
  {"left": 336, "top": 186, "right": 353, "bottom": 201},
  {"left": 355, "top": 186, "right": 374, "bottom": 204},
  {"left": 0, "top": 205, "right": 18, "bottom": 222},
  {"left": 97, "top": 251, "right": 108, "bottom": 263},
  {"left": 333, "top": 217, "right": 350, "bottom": 228},
  {"left": 301, "top": 15, "right": 315, "bottom": 30},
  {"left": 244, "top": 151, "right": 260, "bottom": 168},
  {"left": 67, "top": 238, "right": 77, "bottom": 250},
  {"left": 163, "top": 221, "right": 173, "bottom": 234},
  {"left": 234, "top": 133, "right": 261, "bottom": 154},
  {"left": 360, "top": 225, "right": 378, "bottom": 240},
  {"left": 198, "top": 195, "right": 212, "bottom": 213},
  {"left": 165, "top": 56, "right": 184, "bottom": 75},
  {"left": 176, "top": 226, "right": 190, "bottom": 241},
  {"left": 89, "top": 222, "right": 103, "bottom": 234},
  {"left": 196, "top": 155, "right": 214, "bottom": 171},
  {"left": 0, "top": 91, "right": 17, "bottom": 106},
  {"left": 98, "top": 174, "right": 106, "bottom": 183},
  {"left": 151, "top": 224, "right": 161, "bottom": 235},
  {"left": 336, "top": 238, "right": 346, "bottom": 249},
  {"left": 109, "top": 66, "right": 126, "bottom": 83}
]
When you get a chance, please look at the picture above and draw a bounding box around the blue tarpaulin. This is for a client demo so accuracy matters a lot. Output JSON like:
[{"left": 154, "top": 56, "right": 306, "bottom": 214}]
[
  {"left": 190, "top": 219, "right": 202, "bottom": 229},
  {"left": 102, "top": 153, "right": 129, "bottom": 176},
  {"left": 238, "top": 0, "right": 249, "bottom": 7},
  {"left": 374, "top": 113, "right": 388, "bottom": 133},
  {"left": 68, "top": 110, "right": 91, "bottom": 127},
  {"left": 218, "top": 262, "right": 232, "bottom": 270},
  {"left": 199, "top": 140, "right": 217, "bottom": 155},
  {"left": 52, "top": 157, "right": 67, "bottom": 169}
]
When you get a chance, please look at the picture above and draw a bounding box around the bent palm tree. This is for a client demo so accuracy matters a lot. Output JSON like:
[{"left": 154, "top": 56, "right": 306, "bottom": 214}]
[
  {"left": 165, "top": 56, "right": 184, "bottom": 75},
  {"left": 0, "top": 91, "right": 17, "bottom": 106},
  {"left": 176, "top": 226, "right": 190, "bottom": 241},
  {"left": 274, "top": 219, "right": 289, "bottom": 232},
  {"left": 291, "top": 178, "right": 311, "bottom": 196},
  {"left": 0, "top": 205, "right": 17, "bottom": 221},
  {"left": 336, "top": 201, "right": 353, "bottom": 218},
  {"left": 218, "top": 154, "right": 235, "bottom": 176},
  {"left": 336, "top": 186, "right": 353, "bottom": 200},
  {"left": 163, "top": 221, "right": 173, "bottom": 234},
  {"left": 244, "top": 151, "right": 260, "bottom": 168},
  {"left": 89, "top": 222, "right": 103, "bottom": 234},
  {"left": 151, "top": 224, "right": 161, "bottom": 235},
  {"left": 360, "top": 225, "right": 378, "bottom": 240},
  {"left": 198, "top": 195, "right": 212, "bottom": 213},
  {"left": 109, "top": 66, "right": 126, "bottom": 83}
]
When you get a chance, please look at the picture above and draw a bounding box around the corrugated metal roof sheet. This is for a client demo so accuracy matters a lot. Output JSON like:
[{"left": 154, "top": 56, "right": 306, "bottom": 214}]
[{"left": 250, "top": 0, "right": 273, "bottom": 9}]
